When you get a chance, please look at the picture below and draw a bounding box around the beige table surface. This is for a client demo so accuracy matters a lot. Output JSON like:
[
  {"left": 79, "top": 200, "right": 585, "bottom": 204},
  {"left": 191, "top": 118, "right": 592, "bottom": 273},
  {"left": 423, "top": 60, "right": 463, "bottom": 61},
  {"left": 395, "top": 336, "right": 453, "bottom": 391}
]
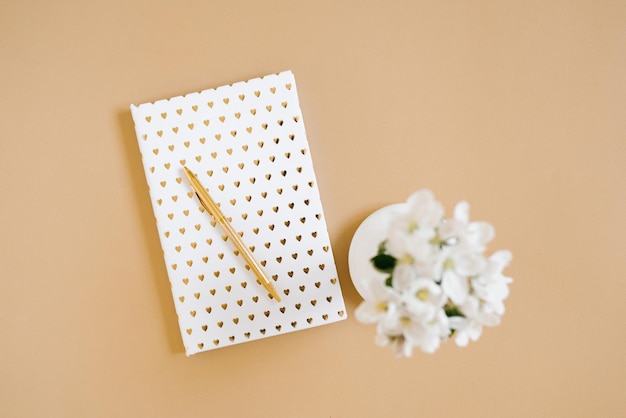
[{"left": 2, "top": 1, "right": 625, "bottom": 417}]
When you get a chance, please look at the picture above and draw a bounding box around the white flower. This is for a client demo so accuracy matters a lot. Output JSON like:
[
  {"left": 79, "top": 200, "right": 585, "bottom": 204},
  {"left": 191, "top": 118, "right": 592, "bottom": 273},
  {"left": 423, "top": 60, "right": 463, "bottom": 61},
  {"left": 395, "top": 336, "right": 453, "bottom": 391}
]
[
  {"left": 449, "top": 315, "right": 483, "bottom": 347},
  {"left": 471, "top": 250, "right": 513, "bottom": 315},
  {"left": 439, "top": 201, "right": 494, "bottom": 252},
  {"left": 402, "top": 278, "right": 446, "bottom": 320},
  {"left": 391, "top": 263, "right": 416, "bottom": 293},
  {"left": 385, "top": 190, "right": 444, "bottom": 278},
  {"left": 403, "top": 309, "right": 450, "bottom": 354},
  {"left": 355, "top": 278, "right": 398, "bottom": 324},
  {"left": 376, "top": 303, "right": 449, "bottom": 356},
  {"left": 356, "top": 190, "right": 512, "bottom": 356},
  {"left": 440, "top": 248, "right": 486, "bottom": 305}
]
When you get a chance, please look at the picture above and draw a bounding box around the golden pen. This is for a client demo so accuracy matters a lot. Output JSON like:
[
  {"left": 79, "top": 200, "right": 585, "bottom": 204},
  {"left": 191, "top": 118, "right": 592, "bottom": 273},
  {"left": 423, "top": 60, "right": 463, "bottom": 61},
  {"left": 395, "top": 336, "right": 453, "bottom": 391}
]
[{"left": 183, "top": 166, "right": 281, "bottom": 302}]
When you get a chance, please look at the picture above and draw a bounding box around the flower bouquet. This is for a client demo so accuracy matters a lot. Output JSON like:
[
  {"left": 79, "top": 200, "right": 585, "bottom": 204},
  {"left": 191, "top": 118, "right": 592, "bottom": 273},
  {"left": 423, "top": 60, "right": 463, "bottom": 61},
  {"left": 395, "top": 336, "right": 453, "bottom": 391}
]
[{"left": 351, "top": 190, "right": 512, "bottom": 357}]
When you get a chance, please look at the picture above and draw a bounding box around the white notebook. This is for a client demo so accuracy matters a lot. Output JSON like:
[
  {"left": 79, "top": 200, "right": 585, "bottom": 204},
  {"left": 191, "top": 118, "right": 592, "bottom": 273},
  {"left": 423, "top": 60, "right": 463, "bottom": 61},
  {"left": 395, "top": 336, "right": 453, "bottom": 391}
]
[{"left": 130, "top": 71, "right": 347, "bottom": 355}]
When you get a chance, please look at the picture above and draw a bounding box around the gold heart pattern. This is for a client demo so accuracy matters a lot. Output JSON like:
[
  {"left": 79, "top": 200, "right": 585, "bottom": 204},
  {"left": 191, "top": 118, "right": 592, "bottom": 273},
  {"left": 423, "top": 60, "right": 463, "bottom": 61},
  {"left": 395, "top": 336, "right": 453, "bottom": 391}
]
[{"left": 130, "top": 71, "right": 346, "bottom": 355}]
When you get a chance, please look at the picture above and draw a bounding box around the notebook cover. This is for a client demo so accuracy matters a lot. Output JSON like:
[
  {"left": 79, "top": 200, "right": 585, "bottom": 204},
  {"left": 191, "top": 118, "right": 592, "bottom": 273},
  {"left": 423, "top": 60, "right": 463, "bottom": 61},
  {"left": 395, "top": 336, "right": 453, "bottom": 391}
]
[{"left": 130, "top": 71, "right": 347, "bottom": 355}]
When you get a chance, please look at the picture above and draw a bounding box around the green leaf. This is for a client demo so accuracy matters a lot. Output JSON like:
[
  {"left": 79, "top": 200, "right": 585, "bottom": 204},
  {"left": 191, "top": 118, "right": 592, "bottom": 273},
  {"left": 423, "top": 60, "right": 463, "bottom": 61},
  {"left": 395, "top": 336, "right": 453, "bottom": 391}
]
[
  {"left": 370, "top": 253, "right": 396, "bottom": 273},
  {"left": 444, "top": 304, "right": 464, "bottom": 318},
  {"left": 384, "top": 276, "right": 393, "bottom": 287}
]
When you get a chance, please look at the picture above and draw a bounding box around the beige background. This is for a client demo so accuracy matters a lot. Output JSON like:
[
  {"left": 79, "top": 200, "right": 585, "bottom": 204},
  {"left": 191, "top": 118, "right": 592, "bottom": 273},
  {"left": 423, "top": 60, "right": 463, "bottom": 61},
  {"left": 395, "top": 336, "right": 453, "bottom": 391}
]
[{"left": 2, "top": 1, "right": 625, "bottom": 417}]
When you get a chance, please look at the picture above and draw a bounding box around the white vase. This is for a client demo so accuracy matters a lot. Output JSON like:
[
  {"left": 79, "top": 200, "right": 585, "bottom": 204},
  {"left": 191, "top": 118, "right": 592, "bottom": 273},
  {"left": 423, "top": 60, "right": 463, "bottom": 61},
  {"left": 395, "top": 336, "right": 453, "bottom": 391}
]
[{"left": 347, "top": 203, "right": 407, "bottom": 299}]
